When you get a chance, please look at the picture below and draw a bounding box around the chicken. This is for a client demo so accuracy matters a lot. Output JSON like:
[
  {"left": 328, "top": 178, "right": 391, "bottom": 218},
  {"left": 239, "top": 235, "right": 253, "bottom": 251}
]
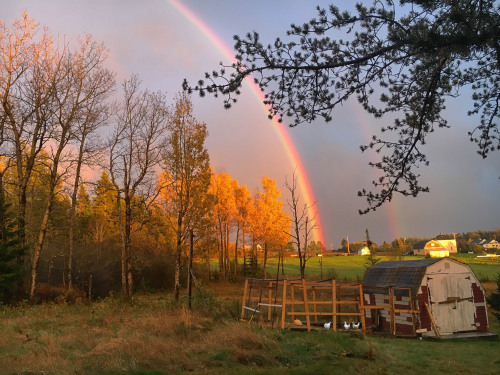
[
  {"left": 343, "top": 321, "right": 350, "bottom": 330},
  {"left": 352, "top": 322, "right": 361, "bottom": 329},
  {"left": 324, "top": 322, "right": 331, "bottom": 329}
]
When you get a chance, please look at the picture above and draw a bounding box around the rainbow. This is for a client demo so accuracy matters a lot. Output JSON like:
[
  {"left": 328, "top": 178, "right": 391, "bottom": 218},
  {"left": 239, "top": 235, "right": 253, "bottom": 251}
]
[{"left": 169, "top": 0, "right": 325, "bottom": 245}]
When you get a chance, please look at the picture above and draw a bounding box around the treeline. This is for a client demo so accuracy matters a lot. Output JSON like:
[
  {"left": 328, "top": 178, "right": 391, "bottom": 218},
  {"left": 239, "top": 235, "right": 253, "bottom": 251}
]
[
  {"left": 0, "top": 14, "right": 321, "bottom": 303},
  {"left": 338, "top": 230, "right": 500, "bottom": 254}
]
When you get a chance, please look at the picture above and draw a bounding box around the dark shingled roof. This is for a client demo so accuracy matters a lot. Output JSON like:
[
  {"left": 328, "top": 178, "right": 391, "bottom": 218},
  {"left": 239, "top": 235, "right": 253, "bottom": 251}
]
[
  {"left": 412, "top": 240, "right": 428, "bottom": 250},
  {"left": 362, "top": 259, "right": 442, "bottom": 297}
]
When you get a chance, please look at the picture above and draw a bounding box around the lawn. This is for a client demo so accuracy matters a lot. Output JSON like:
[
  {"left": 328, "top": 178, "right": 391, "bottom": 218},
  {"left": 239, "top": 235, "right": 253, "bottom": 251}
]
[
  {"left": 0, "top": 282, "right": 499, "bottom": 375},
  {"left": 260, "top": 254, "right": 500, "bottom": 282},
  {"left": 1, "top": 254, "right": 499, "bottom": 374}
]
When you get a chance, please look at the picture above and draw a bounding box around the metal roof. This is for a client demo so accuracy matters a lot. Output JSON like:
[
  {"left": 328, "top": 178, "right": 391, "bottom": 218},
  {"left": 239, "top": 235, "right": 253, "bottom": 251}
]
[{"left": 362, "top": 259, "right": 442, "bottom": 296}]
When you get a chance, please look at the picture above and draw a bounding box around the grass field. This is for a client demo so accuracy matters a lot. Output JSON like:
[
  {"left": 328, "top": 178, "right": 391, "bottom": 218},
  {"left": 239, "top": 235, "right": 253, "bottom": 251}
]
[
  {"left": 259, "top": 253, "right": 500, "bottom": 282},
  {"left": 1, "top": 255, "right": 499, "bottom": 374},
  {"left": 0, "top": 281, "right": 499, "bottom": 375}
]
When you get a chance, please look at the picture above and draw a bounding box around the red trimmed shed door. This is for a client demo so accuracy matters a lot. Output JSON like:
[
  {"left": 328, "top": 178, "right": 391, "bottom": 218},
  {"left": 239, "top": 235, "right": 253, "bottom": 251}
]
[{"left": 426, "top": 273, "right": 477, "bottom": 334}]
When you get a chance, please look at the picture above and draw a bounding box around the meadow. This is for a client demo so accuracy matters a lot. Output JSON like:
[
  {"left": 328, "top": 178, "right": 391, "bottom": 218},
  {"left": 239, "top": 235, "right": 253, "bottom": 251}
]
[
  {"left": 1, "top": 254, "right": 499, "bottom": 375},
  {"left": 260, "top": 253, "right": 500, "bottom": 282}
]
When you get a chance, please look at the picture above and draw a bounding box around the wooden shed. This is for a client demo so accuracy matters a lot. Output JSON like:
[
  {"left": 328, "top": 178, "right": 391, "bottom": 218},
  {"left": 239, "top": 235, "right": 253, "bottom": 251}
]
[{"left": 362, "top": 258, "right": 489, "bottom": 337}]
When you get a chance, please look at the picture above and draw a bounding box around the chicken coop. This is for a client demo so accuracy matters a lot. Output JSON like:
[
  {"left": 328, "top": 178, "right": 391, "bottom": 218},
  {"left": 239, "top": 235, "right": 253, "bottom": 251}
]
[
  {"left": 240, "top": 278, "right": 366, "bottom": 333},
  {"left": 362, "top": 258, "right": 490, "bottom": 338}
]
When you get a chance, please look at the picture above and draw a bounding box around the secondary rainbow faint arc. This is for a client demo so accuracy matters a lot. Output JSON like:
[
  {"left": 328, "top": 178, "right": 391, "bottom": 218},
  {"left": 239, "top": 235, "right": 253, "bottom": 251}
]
[{"left": 169, "top": 0, "right": 325, "bottom": 245}]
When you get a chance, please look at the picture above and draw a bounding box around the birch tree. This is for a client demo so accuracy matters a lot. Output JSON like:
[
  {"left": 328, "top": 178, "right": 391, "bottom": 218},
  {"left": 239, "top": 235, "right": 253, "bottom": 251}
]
[{"left": 109, "top": 75, "right": 169, "bottom": 298}]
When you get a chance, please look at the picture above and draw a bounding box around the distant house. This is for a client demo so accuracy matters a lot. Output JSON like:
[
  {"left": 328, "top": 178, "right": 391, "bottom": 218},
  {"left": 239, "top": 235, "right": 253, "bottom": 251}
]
[
  {"left": 413, "top": 240, "right": 447, "bottom": 256},
  {"left": 469, "top": 239, "right": 500, "bottom": 251},
  {"left": 412, "top": 234, "right": 457, "bottom": 257},
  {"left": 362, "top": 258, "right": 489, "bottom": 337},
  {"left": 483, "top": 240, "right": 500, "bottom": 250},
  {"left": 357, "top": 246, "right": 370, "bottom": 256},
  {"left": 435, "top": 233, "right": 457, "bottom": 253}
]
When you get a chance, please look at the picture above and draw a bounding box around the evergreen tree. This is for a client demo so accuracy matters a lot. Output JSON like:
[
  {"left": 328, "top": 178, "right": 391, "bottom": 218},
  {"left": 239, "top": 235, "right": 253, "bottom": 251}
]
[
  {"left": 365, "top": 228, "right": 380, "bottom": 268},
  {"left": 0, "top": 193, "right": 28, "bottom": 302}
]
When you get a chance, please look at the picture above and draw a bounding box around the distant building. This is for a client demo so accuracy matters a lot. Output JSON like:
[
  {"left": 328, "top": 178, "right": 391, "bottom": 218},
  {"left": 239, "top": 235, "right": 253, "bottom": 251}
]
[
  {"left": 413, "top": 240, "right": 446, "bottom": 256},
  {"left": 413, "top": 234, "right": 457, "bottom": 256},
  {"left": 435, "top": 233, "right": 457, "bottom": 253},
  {"left": 484, "top": 240, "right": 500, "bottom": 250},
  {"left": 357, "top": 246, "right": 371, "bottom": 256},
  {"left": 471, "top": 239, "right": 500, "bottom": 251},
  {"left": 362, "top": 258, "right": 489, "bottom": 337}
]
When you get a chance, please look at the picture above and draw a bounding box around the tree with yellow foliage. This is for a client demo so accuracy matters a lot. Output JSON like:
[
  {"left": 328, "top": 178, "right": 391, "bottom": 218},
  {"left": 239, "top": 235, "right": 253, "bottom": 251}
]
[
  {"left": 252, "top": 177, "right": 290, "bottom": 278},
  {"left": 160, "top": 92, "right": 211, "bottom": 301},
  {"left": 209, "top": 171, "right": 236, "bottom": 279},
  {"left": 232, "top": 180, "right": 253, "bottom": 277}
]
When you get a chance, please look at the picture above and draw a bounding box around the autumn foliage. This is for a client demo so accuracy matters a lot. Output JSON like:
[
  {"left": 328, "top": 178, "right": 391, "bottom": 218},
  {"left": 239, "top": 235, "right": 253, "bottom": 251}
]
[{"left": 0, "top": 13, "right": 297, "bottom": 302}]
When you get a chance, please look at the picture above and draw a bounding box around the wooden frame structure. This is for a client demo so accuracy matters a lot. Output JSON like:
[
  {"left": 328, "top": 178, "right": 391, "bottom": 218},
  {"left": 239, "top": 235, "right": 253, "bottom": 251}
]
[
  {"left": 240, "top": 278, "right": 421, "bottom": 337},
  {"left": 363, "top": 286, "right": 421, "bottom": 336}
]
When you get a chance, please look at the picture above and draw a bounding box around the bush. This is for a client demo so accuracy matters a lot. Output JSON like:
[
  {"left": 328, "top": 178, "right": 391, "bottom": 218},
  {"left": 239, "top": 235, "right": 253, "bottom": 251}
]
[{"left": 486, "top": 273, "right": 500, "bottom": 322}]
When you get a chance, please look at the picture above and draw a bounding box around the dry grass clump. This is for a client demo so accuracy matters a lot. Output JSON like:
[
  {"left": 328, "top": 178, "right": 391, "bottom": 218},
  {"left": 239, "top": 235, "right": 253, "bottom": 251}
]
[{"left": 0, "top": 287, "right": 279, "bottom": 374}]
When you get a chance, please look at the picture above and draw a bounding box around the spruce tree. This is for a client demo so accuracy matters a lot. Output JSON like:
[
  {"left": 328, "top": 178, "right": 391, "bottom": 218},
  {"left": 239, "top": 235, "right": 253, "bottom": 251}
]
[{"left": 0, "top": 193, "right": 28, "bottom": 302}]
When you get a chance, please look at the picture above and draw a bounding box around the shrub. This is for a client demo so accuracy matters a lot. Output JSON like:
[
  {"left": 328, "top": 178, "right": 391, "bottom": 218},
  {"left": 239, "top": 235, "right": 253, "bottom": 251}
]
[{"left": 486, "top": 273, "right": 500, "bottom": 322}]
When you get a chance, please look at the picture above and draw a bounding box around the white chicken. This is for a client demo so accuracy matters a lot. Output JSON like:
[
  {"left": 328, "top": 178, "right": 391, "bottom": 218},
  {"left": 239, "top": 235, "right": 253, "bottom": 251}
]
[
  {"left": 352, "top": 322, "right": 361, "bottom": 330},
  {"left": 324, "top": 322, "right": 331, "bottom": 329},
  {"left": 343, "top": 321, "right": 350, "bottom": 330}
]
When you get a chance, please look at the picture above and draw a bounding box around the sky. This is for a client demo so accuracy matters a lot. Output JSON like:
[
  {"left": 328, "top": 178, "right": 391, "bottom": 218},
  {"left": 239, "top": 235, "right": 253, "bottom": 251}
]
[{"left": 3, "top": 0, "right": 499, "bottom": 247}]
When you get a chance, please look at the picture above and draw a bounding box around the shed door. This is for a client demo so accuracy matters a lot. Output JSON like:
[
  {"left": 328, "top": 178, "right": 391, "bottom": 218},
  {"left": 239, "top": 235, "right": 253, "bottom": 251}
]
[{"left": 426, "top": 273, "right": 477, "bottom": 334}]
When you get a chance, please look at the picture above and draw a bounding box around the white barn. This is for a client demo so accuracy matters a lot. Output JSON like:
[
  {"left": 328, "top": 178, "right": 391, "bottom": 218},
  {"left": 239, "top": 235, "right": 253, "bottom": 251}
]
[{"left": 362, "top": 258, "right": 489, "bottom": 337}]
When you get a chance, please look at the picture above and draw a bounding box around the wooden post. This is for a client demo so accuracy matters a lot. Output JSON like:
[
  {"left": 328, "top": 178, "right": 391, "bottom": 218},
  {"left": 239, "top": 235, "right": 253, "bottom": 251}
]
[
  {"left": 409, "top": 287, "right": 417, "bottom": 336},
  {"left": 332, "top": 279, "right": 337, "bottom": 331},
  {"left": 358, "top": 284, "right": 366, "bottom": 335},
  {"left": 389, "top": 287, "right": 395, "bottom": 335},
  {"left": 291, "top": 284, "right": 295, "bottom": 321},
  {"left": 302, "top": 279, "right": 311, "bottom": 332},
  {"left": 241, "top": 278, "right": 249, "bottom": 320},
  {"left": 312, "top": 287, "right": 318, "bottom": 323},
  {"left": 281, "top": 279, "right": 287, "bottom": 329},
  {"left": 424, "top": 302, "right": 440, "bottom": 339},
  {"left": 187, "top": 230, "right": 194, "bottom": 310},
  {"left": 268, "top": 281, "right": 273, "bottom": 321}
]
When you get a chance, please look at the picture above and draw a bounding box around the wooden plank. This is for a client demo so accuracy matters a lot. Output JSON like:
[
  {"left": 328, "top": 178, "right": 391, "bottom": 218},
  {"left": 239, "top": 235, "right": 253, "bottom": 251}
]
[
  {"left": 241, "top": 278, "right": 249, "bottom": 320},
  {"left": 389, "top": 288, "right": 395, "bottom": 335},
  {"left": 358, "top": 284, "right": 366, "bottom": 336},
  {"left": 302, "top": 279, "right": 311, "bottom": 332},
  {"left": 281, "top": 279, "right": 287, "bottom": 329},
  {"left": 364, "top": 305, "right": 391, "bottom": 309},
  {"left": 268, "top": 281, "right": 272, "bottom": 321},
  {"left": 291, "top": 284, "right": 296, "bottom": 321},
  {"left": 243, "top": 306, "right": 260, "bottom": 313},
  {"left": 332, "top": 279, "right": 337, "bottom": 331},
  {"left": 312, "top": 289, "right": 318, "bottom": 323},
  {"left": 424, "top": 302, "right": 440, "bottom": 339},
  {"left": 258, "top": 303, "right": 282, "bottom": 307},
  {"left": 335, "top": 301, "right": 361, "bottom": 305},
  {"left": 287, "top": 312, "right": 363, "bottom": 317},
  {"left": 409, "top": 287, "right": 417, "bottom": 336},
  {"left": 394, "top": 309, "right": 420, "bottom": 314}
]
